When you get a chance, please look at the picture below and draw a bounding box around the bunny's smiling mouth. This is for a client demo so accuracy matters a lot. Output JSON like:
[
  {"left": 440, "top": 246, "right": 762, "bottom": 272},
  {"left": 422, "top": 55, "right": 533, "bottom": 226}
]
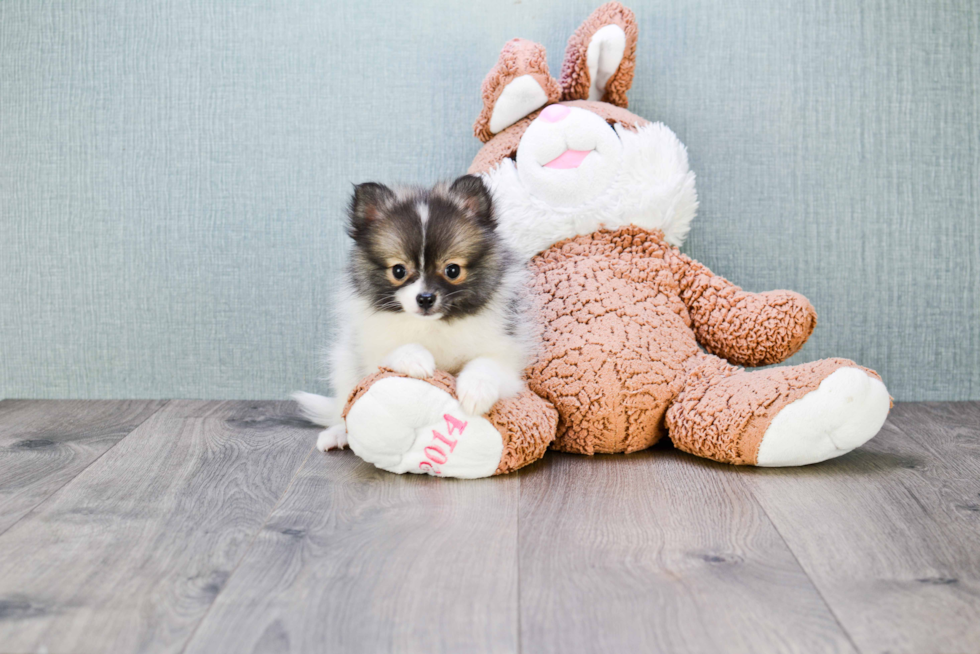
[{"left": 543, "top": 149, "right": 593, "bottom": 170}]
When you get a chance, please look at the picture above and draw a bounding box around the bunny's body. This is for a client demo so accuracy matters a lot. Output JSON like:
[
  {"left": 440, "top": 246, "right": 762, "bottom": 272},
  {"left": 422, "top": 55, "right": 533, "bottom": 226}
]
[{"left": 331, "top": 3, "right": 891, "bottom": 477}]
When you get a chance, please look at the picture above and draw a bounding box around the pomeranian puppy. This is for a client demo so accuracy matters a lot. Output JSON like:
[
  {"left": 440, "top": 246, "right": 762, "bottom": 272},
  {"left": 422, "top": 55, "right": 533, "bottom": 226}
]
[{"left": 294, "top": 175, "right": 530, "bottom": 452}]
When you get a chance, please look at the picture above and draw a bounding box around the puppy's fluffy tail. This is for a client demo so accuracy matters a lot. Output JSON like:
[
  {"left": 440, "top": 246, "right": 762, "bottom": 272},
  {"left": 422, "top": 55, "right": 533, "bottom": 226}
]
[{"left": 292, "top": 391, "right": 340, "bottom": 427}]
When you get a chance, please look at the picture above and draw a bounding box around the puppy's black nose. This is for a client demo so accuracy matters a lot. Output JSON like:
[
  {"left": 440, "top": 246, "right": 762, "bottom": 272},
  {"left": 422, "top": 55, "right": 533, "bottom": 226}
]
[{"left": 416, "top": 292, "right": 437, "bottom": 310}]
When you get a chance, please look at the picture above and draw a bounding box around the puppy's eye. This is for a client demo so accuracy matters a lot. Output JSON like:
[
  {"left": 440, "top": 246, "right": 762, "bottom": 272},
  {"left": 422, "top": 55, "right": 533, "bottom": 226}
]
[
  {"left": 444, "top": 264, "right": 461, "bottom": 280},
  {"left": 391, "top": 264, "right": 407, "bottom": 280}
]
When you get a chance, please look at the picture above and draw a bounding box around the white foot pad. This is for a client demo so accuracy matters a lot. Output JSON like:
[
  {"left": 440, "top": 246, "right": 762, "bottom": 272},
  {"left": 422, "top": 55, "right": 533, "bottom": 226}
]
[
  {"left": 757, "top": 367, "right": 890, "bottom": 467},
  {"left": 344, "top": 377, "right": 504, "bottom": 479}
]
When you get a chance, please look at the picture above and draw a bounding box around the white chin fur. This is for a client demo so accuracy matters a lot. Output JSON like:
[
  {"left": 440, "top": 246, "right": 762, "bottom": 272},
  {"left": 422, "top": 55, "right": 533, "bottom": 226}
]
[{"left": 485, "top": 119, "right": 699, "bottom": 260}]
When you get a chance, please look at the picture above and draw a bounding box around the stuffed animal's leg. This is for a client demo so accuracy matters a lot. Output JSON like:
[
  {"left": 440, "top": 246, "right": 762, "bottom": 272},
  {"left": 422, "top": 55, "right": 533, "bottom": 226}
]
[
  {"left": 666, "top": 355, "right": 890, "bottom": 466},
  {"left": 340, "top": 368, "right": 557, "bottom": 478}
]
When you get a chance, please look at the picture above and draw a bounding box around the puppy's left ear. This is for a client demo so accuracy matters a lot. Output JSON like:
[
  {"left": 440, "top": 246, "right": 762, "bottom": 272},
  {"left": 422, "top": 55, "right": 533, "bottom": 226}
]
[{"left": 449, "top": 175, "right": 495, "bottom": 227}]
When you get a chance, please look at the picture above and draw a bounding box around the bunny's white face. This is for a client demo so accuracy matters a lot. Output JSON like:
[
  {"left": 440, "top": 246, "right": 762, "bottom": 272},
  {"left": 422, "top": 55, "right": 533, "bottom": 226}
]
[
  {"left": 486, "top": 118, "right": 698, "bottom": 261},
  {"left": 515, "top": 104, "right": 623, "bottom": 208},
  {"left": 472, "top": 3, "right": 698, "bottom": 260}
]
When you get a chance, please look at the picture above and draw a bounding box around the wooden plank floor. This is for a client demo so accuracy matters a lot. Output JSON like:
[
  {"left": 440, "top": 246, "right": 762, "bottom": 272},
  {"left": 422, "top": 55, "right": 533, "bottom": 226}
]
[{"left": 0, "top": 400, "right": 977, "bottom": 654}]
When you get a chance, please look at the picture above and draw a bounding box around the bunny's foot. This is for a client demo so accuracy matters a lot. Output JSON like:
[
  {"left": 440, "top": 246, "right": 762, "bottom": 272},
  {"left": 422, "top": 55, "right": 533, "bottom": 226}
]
[{"left": 342, "top": 369, "right": 557, "bottom": 478}]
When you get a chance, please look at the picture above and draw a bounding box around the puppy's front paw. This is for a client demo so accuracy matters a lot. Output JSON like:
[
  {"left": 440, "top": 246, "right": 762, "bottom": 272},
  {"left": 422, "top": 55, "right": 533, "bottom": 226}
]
[
  {"left": 383, "top": 344, "right": 436, "bottom": 379},
  {"left": 456, "top": 372, "right": 501, "bottom": 416},
  {"left": 317, "top": 425, "right": 349, "bottom": 452}
]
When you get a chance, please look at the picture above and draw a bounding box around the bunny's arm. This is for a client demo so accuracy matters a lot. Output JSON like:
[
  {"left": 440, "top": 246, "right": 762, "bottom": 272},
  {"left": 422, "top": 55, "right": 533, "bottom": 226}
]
[{"left": 665, "top": 248, "right": 817, "bottom": 367}]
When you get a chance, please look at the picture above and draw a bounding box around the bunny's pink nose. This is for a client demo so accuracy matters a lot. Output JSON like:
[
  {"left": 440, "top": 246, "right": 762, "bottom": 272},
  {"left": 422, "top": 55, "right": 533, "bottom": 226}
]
[{"left": 540, "top": 104, "right": 571, "bottom": 123}]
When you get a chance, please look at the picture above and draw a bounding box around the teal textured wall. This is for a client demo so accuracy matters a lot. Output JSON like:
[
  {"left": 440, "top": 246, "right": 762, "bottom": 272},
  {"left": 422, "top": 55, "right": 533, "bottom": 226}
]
[{"left": 1, "top": 0, "right": 977, "bottom": 400}]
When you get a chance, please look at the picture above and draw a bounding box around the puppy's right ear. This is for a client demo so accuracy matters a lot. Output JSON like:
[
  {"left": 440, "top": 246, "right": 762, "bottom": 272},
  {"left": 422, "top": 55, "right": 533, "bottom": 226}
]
[{"left": 348, "top": 182, "right": 394, "bottom": 239}]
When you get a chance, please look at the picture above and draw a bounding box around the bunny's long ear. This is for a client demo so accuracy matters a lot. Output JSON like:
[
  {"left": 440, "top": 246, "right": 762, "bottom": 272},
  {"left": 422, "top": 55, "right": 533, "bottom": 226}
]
[
  {"left": 559, "top": 2, "right": 638, "bottom": 107},
  {"left": 473, "top": 38, "right": 562, "bottom": 143}
]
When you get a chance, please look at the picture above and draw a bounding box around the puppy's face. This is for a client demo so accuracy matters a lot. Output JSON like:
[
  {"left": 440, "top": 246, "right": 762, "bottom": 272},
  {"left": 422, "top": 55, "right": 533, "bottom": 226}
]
[{"left": 347, "top": 175, "right": 505, "bottom": 321}]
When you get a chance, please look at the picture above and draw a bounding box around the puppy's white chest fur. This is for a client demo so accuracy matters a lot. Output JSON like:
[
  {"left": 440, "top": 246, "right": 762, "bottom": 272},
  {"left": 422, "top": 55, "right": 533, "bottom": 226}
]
[{"left": 352, "top": 297, "right": 522, "bottom": 375}]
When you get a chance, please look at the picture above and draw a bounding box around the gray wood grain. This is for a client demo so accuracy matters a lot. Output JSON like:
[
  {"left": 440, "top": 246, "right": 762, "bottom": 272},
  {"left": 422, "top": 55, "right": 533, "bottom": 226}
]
[
  {"left": 0, "top": 399, "right": 167, "bottom": 535},
  {"left": 183, "top": 450, "right": 520, "bottom": 654},
  {"left": 0, "top": 400, "right": 316, "bottom": 654},
  {"left": 1, "top": 400, "right": 977, "bottom": 654},
  {"left": 517, "top": 449, "right": 856, "bottom": 654},
  {"left": 888, "top": 402, "right": 980, "bottom": 478},
  {"left": 742, "top": 402, "right": 980, "bottom": 654}
]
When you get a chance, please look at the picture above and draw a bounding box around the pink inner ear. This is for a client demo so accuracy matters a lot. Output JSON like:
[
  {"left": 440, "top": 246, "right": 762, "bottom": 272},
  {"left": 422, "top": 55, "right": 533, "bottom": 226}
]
[{"left": 544, "top": 149, "right": 592, "bottom": 169}]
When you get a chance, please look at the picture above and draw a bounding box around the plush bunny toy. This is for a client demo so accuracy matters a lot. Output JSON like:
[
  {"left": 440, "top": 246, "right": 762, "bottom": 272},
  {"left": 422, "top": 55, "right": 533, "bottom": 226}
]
[{"left": 339, "top": 2, "right": 891, "bottom": 478}]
